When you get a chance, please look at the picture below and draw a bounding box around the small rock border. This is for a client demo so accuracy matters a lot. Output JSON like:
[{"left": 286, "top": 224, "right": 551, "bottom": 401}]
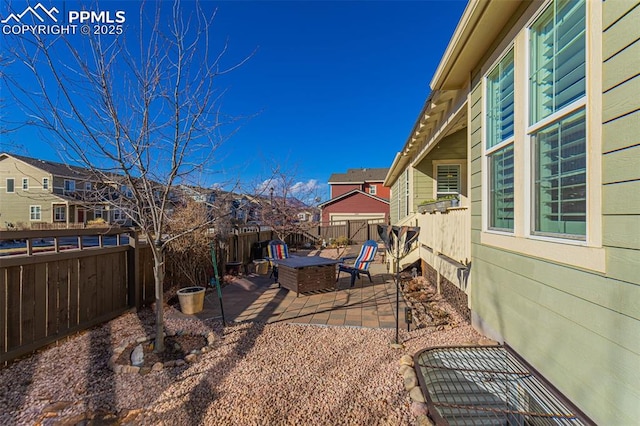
[
  {"left": 108, "top": 330, "right": 217, "bottom": 375},
  {"left": 398, "top": 354, "right": 434, "bottom": 426}
]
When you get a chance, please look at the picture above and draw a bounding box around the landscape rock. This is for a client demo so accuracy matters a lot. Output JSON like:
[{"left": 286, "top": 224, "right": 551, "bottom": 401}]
[
  {"left": 410, "top": 387, "right": 426, "bottom": 403},
  {"left": 410, "top": 401, "right": 429, "bottom": 416},
  {"left": 399, "top": 364, "right": 412, "bottom": 376},
  {"left": 403, "top": 375, "right": 418, "bottom": 390},
  {"left": 402, "top": 368, "right": 417, "bottom": 381},
  {"left": 130, "top": 344, "right": 144, "bottom": 367},
  {"left": 399, "top": 354, "right": 414, "bottom": 367},
  {"left": 416, "top": 414, "right": 435, "bottom": 426}
]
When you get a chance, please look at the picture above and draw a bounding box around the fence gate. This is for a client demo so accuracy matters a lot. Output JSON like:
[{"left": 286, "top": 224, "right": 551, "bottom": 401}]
[{"left": 348, "top": 220, "right": 369, "bottom": 244}]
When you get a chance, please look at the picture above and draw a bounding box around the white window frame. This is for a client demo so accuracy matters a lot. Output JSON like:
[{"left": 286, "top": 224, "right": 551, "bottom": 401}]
[
  {"left": 484, "top": 47, "right": 516, "bottom": 233},
  {"left": 22, "top": 178, "right": 29, "bottom": 190},
  {"left": 30, "top": 205, "right": 42, "bottom": 221},
  {"left": 433, "top": 162, "right": 463, "bottom": 199},
  {"left": 112, "top": 209, "right": 124, "bottom": 222},
  {"left": 54, "top": 206, "right": 66, "bottom": 222},
  {"left": 94, "top": 207, "right": 104, "bottom": 219},
  {"left": 527, "top": 0, "right": 588, "bottom": 241},
  {"left": 42, "top": 178, "right": 49, "bottom": 190},
  {"left": 480, "top": 0, "right": 604, "bottom": 273},
  {"left": 369, "top": 184, "right": 377, "bottom": 195}
]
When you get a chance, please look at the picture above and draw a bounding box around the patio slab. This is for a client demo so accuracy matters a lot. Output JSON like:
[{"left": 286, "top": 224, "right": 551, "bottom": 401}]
[{"left": 192, "top": 261, "right": 409, "bottom": 329}]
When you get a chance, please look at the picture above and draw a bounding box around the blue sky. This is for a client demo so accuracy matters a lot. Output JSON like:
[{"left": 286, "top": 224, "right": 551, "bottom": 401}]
[{"left": 1, "top": 0, "right": 467, "bottom": 200}]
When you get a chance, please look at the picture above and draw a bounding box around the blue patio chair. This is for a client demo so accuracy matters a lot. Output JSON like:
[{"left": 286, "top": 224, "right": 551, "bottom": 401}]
[
  {"left": 265, "top": 240, "right": 289, "bottom": 283},
  {"left": 336, "top": 240, "right": 378, "bottom": 287}
]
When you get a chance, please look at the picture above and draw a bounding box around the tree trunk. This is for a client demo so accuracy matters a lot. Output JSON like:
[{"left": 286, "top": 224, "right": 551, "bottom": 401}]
[{"left": 153, "top": 249, "right": 166, "bottom": 352}]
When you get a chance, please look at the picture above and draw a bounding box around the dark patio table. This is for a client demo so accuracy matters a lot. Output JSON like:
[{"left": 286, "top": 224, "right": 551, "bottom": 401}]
[{"left": 274, "top": 256, "right": 340, "bottom": 296}]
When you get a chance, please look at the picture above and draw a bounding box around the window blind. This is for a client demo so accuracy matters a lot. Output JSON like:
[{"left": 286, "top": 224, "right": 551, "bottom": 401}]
[{"left": 530, "top": 0, "right": 585, "bottom": 124}]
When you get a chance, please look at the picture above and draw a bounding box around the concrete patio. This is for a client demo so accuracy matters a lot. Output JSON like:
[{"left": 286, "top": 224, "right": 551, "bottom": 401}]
[{"left": 188, "top": 260, "right": 409, "bottom": 329}]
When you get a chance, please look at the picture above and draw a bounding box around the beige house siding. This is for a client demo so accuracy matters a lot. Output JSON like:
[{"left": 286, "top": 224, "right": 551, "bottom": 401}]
[
  {"left": 0, "top": 155, "right": 106, "bottom": 228},
  {"left": 0, "top": 157, "right": 60, "bottom": 227}
]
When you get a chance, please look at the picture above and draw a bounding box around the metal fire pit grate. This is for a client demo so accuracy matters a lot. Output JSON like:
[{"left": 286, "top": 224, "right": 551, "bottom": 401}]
[{"left": 413, "top": 345, "right": 595, "bottom": 426}]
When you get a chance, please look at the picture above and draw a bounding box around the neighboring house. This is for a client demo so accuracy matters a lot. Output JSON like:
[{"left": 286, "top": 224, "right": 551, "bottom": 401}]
[
  {"left": 320, "top": 168, "right": 390, "bottom": 223},
  {"left": 0, "top": 153, "right": 123, "bottom": 228},
  {"left": 297, "top": 210, "right": 318, "bottom": 223},
  {"left": 385, "top": 1, "right": 639, "bottom": 424}
]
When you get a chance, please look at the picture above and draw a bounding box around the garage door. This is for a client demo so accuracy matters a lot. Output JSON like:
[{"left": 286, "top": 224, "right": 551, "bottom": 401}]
[{"left": 329, "top": 213, "right": 385, "bottom": 222}]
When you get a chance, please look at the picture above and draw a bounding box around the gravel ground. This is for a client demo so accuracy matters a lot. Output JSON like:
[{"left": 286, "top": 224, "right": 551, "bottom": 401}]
[{"left": 0, "top": 287, "right": 483, "bottom": 426}]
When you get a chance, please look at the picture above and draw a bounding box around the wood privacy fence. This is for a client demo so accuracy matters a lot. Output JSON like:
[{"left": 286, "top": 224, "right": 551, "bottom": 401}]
[
  {"left": 0, "top": 228, "right": 150, "bottom": 364},
  {"left": 0, "top": 226, "right": 316, "bottom": 364},
  {"left": 315, "top": 219, "right": 386, "bottom": 244}
]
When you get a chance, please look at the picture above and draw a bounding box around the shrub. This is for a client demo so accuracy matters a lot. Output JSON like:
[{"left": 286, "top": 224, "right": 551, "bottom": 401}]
[
  {"left": 165, "top": 201, "right": 214, "bottom": 287},
  {"left": 87, "top": 217, "right": 107, "bottom": 227},
  {"left": 330, "top": 236, "right": 350, "bottom": 247}
]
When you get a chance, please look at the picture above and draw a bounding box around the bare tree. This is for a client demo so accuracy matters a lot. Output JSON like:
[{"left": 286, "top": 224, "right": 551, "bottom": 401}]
[
  {"left": 252, "top": 165, "right": 322, "bottom": 245},
  {"left": 2, "top": 1, "right": 251, "bottom": 351}
]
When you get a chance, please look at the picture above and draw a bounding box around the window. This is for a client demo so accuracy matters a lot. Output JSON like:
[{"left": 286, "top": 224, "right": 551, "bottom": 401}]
[
  {"left": 533, "top": 109, "right": 586, "bottom": 237},
  {"left": 64, "top": 180, "right": 76, "bottom": 192},
  {"left": 6, "top": 178, "right": 14, "bottom": 193},
  {"left": 30, "top": 205, "right": 41, "bottom": 221},
  {"left": 405, "top": 169, "right": 410, "bottom": 216},
  {"left": 43, "top": 178, "right": 49, "bottom": 190},
  {"left": 487, "top": 50, "right": 515, "bottom": 149},
  {"left": 489, "top": 146, "right": 515, "bottom": 230},
  {"left": 112, "top": 209, "right": 123, "bottom": 221},
  {"left": 22, "top": 178, "right": 29, "bottom": 190},
  {"left": 54, "top": 206, "right": 66, "bottom": 222},
  {"left": 530, "top": 0, "right": 586, "bottom": 238},
  {"left": 529, "top": 0, "right": 586, "bottom": 123},
  {"left": 369, "top": 185, "right": 377, "bottom": 195},
  {"left": 486, "top": 49, "right": 515, "bottom": 231},
  {"left": 85, "top": 182, "right": 92, "bottom": 191},
  {"left": 94, "top": 207, "right": 104, "bottom": 219},
  {"left": 436, "top": 164, "right": 461, "bottom": 198}
]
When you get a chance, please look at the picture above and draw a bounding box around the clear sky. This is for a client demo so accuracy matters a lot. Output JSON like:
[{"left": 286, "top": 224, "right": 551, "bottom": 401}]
[{"left": 1, "top": 0, "right": 467, "bottom": 201}]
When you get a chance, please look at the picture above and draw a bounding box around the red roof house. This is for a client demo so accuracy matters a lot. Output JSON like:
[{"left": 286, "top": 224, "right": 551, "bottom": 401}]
[{"left": 319, "top": 168, "right": 390, "bottom": 223}]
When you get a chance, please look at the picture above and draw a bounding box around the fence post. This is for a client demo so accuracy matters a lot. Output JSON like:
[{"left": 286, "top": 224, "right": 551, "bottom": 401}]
[{"left": 128, "top": 229, "right": 141, "bottom": 309}]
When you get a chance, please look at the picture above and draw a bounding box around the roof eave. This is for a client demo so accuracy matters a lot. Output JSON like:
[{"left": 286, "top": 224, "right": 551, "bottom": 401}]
[
  {"left": 319, "top": 189, "right": 390, "bottom": 208},
  {"left": 386, "top": 0, "right": 527, "bottom": 187},
  {"left": 431, "top": 0, "right": 528, "bottom": 91}
]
